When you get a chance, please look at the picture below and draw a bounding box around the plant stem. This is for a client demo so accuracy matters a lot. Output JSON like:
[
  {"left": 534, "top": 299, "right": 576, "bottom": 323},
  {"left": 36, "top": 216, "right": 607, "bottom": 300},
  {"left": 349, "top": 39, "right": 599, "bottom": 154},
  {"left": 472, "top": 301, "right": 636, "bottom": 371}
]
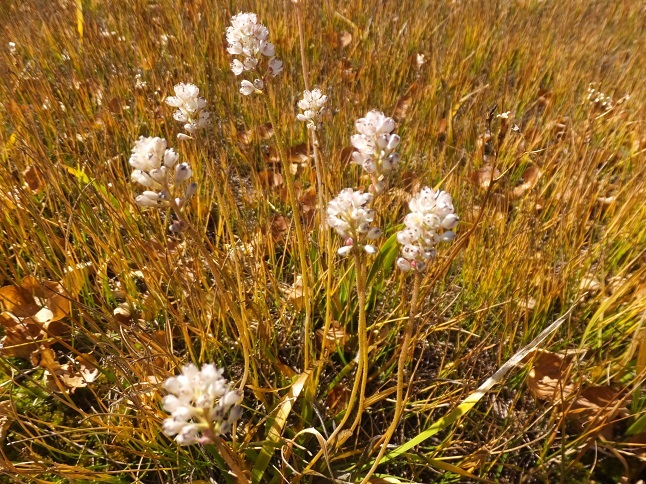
[
  {"left": 360, "top": 270, "right": 422, "bottom": 483},
  {"left": 350, "top": 249, "right": 369, "bottom": 432},
  {"left": 170, "top": 202, "right": 251, "bottom": 390},
  {"left": 264, "top": 95, "right": 312, "bottom": 371},
  {"left": 211, "top": 436, "right": 250, "bottom": 484}
]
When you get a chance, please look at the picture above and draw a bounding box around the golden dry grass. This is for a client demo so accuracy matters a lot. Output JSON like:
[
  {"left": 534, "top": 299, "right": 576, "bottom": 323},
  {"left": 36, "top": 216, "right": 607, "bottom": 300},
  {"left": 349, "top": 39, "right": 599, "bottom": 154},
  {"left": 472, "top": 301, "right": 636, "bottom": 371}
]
[{"left": 0, "top": 0, "right": 644, "bottom": 482}]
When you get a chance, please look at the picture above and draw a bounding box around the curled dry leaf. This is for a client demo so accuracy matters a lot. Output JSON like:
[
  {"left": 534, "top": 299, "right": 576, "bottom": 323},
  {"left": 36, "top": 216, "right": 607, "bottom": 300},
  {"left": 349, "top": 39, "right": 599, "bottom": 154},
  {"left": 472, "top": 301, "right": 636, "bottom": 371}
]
[
  {"left": 316, "top": 320, "right": 349, "bottom": 356},
  {"left": 23, "top": 165, "right": 42, "bottom": 191},
  {"left": 265, "top": 143, "right": 311, "bottom": 166},
  {"left": 511, "top": 163, "right": 541, "bottom": 199},
  {"left": 338, "top": 146, "right": 354, "bottom": 165},
  {"left": 299, "top": 186, "right": 317, "bottom": 222},
  {"left": 257, "top": 169, "right": 283, "bottom": 188},
  {"left": 237, "top": 122, "right": 274, "bottom": 145},
  {"left": 471, "top": 165, "right": 500, "bottom": 189},
  {"left": 392, "top": 83, "right": 419, "bottom": 122},
  {"left": 579, "top": 274, "right": 601, "bottom": 295},
  {"left": 325, "top": 30, "right": 352, "bottom": 49},
  {"left": 270, "top": 214, "right": 289, "bottom": 243},
  {"left": 0, "top": 277, "right": 71, "bottom": 358},
  {"left": 281, "top": 275, "right": 303, "bottom": 311},
  {"left": 34, "top": 346, "right": 100, "bottom": 393},
  {"left": 523, "top": 349, "right": 630, "bottom": 439}
]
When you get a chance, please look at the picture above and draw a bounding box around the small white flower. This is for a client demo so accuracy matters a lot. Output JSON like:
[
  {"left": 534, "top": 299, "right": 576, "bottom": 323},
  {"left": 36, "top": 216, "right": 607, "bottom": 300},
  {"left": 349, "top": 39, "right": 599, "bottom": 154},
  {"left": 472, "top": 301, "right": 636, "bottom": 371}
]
[
  {"left": 166, "top": 83, "right": 210, "bottom": 135},
  {"left": 396, "top": 187, "right": 458, "bottom": 272},
  {"left": 268, "top": 57, "right": 283, "bottom": 76},
  {"left": 327, "top": 188, "right": 381, "bottom": 256},
  {"left": 297, "top": 88, "right": 327, "bottom": 128},
  {"left": 231, "top": 59, "right": 244, "bottom": 75},
  {"left": 162, "top": 363, "right": 242, "bottom": 446},
  {"left": 128, "top": 137, "right": 192, "bottom": 214},
  {"left": 351, "top": 110, "right": 400, "bottom": 177},
  {"left": 240, "top": 80, "right": 256, "bottom": 96},
  {"left": 227, "top": 12, "right": 281, "bottom": 90}
]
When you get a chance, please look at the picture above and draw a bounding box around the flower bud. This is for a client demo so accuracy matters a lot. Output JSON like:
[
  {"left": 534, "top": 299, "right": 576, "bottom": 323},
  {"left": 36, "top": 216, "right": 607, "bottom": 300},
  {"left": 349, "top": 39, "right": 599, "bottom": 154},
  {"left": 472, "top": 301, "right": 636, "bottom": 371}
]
[
  {"left": 364, "top": 244, "right": 377, "bottom": 255},
  {"left": 396, "top": 258, "right": 411, "bottom": 271},
  {"left": 441, "top": 214, "right": 459, "bottom": 229},
  {"left": 184, "top": 182, "right": 198, "bottom": 201},
  {"left": 337, "top": 245, "right": 353, "bottom": 256},
  {"left": 174, "top": 163, "right": 192, "bottom": 183},
  {"left": 439, "top": 231, "right": 456, "bottom": 242}
]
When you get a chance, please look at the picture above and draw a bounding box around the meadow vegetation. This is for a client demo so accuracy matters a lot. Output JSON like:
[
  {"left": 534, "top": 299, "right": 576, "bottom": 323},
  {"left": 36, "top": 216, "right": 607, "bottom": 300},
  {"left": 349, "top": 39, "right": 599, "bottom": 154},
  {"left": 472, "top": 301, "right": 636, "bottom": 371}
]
[{"left": 0, "top": 0, "right": 644, "bottom": 482}]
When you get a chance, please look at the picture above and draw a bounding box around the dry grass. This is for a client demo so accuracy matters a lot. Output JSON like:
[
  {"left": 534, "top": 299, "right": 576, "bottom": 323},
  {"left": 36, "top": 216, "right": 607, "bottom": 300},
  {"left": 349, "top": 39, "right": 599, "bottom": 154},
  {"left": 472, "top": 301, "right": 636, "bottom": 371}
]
[{"left": 0, "top": 0, "right": 644, "bottom": 482}]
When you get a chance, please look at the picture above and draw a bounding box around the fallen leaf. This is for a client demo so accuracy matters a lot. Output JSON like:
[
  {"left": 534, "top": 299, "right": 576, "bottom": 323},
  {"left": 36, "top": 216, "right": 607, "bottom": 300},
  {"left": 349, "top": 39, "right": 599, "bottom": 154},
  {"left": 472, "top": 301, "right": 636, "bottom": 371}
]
[
  {"left": 270, "top": 215, "right": 289, "bottom": 243},
  {"left": 281, "top": 276, "right": 304, "bottom": 311},
  {"left": 523, "top": 349, "right": 630, "bottom": 439},
  {"left": 471, "top": 165, "right": 500, "bottom": 189},
  {"left": 511, "top": 163, "right": 541, "bottom": 199},
  {"left": 392, "top": 83, "right": 419, "bottom": 122},
  {"left": 36, "top": 347, "right": 100, "bottom": 393},
  {"left": 257, "top": 169, "right": 283, "bottom": 188},
  {"left": 23, "top": 166, "right": 42, "bottom": 191},
  {"left": 316, "top": 320, "right": 349, "bottom": 356}
]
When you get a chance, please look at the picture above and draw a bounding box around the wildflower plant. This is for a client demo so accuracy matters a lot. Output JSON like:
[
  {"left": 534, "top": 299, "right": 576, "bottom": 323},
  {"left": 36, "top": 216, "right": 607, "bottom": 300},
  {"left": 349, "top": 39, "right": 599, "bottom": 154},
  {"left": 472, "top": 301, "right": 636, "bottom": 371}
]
[
  {"left": 351, "top": 110, "right": 400, "bottom": 193},
  {"left": 129, "top": 136, "right": 196, "bottom": 231},
  {"left": 396, "top": 187, "right": 459, "bottom": 272},
  {"left": 297, "top": 88, "right": 327, "bottom": 129},
  {"left": 165, "top": 83, "right": 211, "bottom": 137},
  {"left": 327, "top": 188, "right": 381, "bottom": 256},
  {"left": 162, "top": 364, "right": 243, "bottom": 445},
  {"left": 226, "top": 12, "right": 283, "bottom": 96}
]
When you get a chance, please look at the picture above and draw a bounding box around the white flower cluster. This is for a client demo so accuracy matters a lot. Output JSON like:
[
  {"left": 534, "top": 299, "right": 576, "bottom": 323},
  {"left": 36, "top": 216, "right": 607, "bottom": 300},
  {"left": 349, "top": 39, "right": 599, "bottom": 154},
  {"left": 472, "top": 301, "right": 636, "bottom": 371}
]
[
  {"left": 162, "top": 364, "right": 243, "bottom": 446},
  {"left": 129, "top": 136, "right": 194, "bottom": 215},
  {"left": 297, "top": 89, "right": 327, "bottom": 129},
  {"left": 396, "top": 187, "right": 459, "bottom": 272},
  {"left": 226, "top": 12, "right": 283, "bottom": 96},
  {"left": 327, "top": 188, "right": 381, "bottom": 256},
  {"left": 351, "top": 110, "right": 400, "bottom": 189},
  {"left": 165, "top": 83, "right": 210, "bottom": 136},
  {"left": 586, "top": 85, "right": 613, "bottom": 112}
]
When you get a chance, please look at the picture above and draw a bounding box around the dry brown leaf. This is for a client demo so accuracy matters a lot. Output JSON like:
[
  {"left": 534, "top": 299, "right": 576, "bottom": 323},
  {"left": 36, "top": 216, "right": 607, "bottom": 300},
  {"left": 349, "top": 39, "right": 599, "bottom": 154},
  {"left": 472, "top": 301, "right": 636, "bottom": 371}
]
[
  {"left": 0, "top": 277, "right": 71, "bottom": 322},
  {"left": 36, "top": 347, "right": 99, "bottom": 393},
  {"left": 299, "top": 186, "right": 317, "bottom": 222},
  {"left": 511, "top": 163, "right": 542, "bottom": 199},
  {"left": 524, "top": 349, "right": 630, "bottom": 439},
  {"left": 270, "top": 215, "right": 289, "bottom": 243},
  {"left": 23, "top": 165, "right": 42, "bottom": 191},
  {"left": 281, "top": 276, "right": 304, "bottom": 311},
  {"left": 338, "top": 146, "right": 354, "bottom": 165},
  {"left": 0, "top": 311, "right": 42, "bottom": 358},
  {"left": 392, "top": 83, "right": 419, "bottom": 122},
  {"left": 237, "top": 122, "right": 274, "bottom": 145},
  {"left": 471, "top": 165, "right": 500, "bottom": 189},
  {"left": 437, "top": 117, "right": 448, "bottom": 141},
  {"left": 580, "top": 274, "right": 601, "bottom": 294},
  {"left": 257, "top": 169, "right": 283, "bottom": 188},
  {"left": 525, "top": 349, "right": 577, "bottom": 401},
  {"left": 0, "top": 278, "right": 71, "bottom": 358},
  {"left": 316, "top": 321, "right": 349, "bottom": 356},
  {"left": 325, "top": 30, "right": 352, "bottom": 49}
]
